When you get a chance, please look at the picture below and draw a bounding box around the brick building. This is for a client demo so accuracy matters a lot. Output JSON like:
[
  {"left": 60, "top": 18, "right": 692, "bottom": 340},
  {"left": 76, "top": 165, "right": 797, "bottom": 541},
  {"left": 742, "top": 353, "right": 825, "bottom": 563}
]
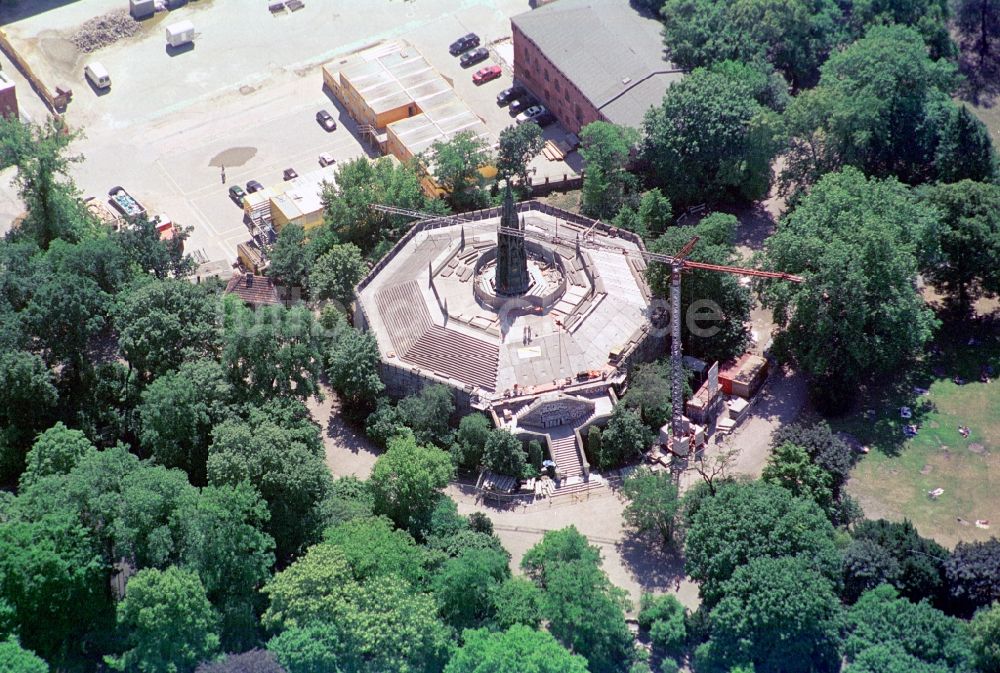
[
  {"left": 0, "top": 70, "right": 18, "bottom": 120},
  {"left": 511, "top": 0, "right": 684, "bottom": 135}
]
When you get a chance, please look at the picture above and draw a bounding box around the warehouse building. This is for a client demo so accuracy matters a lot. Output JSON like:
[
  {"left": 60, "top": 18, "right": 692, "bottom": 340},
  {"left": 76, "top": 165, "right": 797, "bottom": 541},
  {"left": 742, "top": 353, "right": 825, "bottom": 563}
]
[
  {"left": 511, "top": 0, "right": 684, "bottom": 134},
  {"left": 322, "top": 42, "right": 493, "bottom": 194}
]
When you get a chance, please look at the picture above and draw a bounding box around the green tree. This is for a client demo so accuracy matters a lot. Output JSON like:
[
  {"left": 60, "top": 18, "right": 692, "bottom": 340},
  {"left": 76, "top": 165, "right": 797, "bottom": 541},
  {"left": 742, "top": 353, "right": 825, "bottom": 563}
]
[
  {"left": 113, "top": 464, "right": 199, "bottom": 570},
  {"left": 842, "top": 539, "right": 903, "bottom": 604},
  {"left": 848, "top": 0, "right": 954, "bottom": 58},
  {"left": 622, "top": 359, "right": 686, "bottom": 433},
  {"left": 20, "top": 273, "right": 109, "bottom": 369},
  {"left": 0, "top": 117, "right": 90, "bottom": 249},
  {"left": 114, "top": 279, "right": 219, "bottom": 382},
  {"left": 933, "top": 105, "right": 997, "bottom": 183},
  {"left": 115, "top": 216, "right": 193, "bottom": 279},
  {"left": 920, "top": 180, "right": 1000, "bottom": 309},
  {"left": 453, "top": 413, "right": 492, "bottom": 470},
  {"left": 638, "top": 594, "right": 686, "bottom": 656},
  {"left": 849, "top": 519, "right": 948, "bottom": 605},
  {"left": 321, "top": 156, "right": 446, "bottom": 255},
  {"left": 317, "top": 475, "right": 375, "bottom": 528},
  {"left": 19, "top": 422, "right": 94, "bottom": 489},
  {"left": 580, "top": 122, "right": 640, "bottom": 219},
  {"left": 267, "top": 623, "right": 343, "bottom": 673},
  {"left": 262, "top": 542, "right": 451, "bottom": 673},
  {"left": 762, "top": 442, "right": 834, "bottom": 513},
  {"left": 646, "top": 214, "right": 752, "bottom": 362},
  {"left": 781, "top": 25, "right": 961, "bottom": 191},
  {"left": 110, "top": 566, "right": 220, "bottom": 673},
  {"left": 220, "top": 300, "right": 324, "bottom": 402},
  {"left": 771, "top": 421, "right": 853, "bottom": 496},
  {"left": 541, "top": 560, "right": 635, "bottom": 673},
  {"left": 762, "top": 168, "right": 938, "bottom": 412},
  {"left": 0, "top": 350, "right": 59, "bottom": 470},
  {"left": 138, "top": 359, "right": 235, "bottom": 486},
  {"left": 954, "top": 0, "right": 1000, "bottom": 68},
  {"left": 444, "top": 626, "right": 589, "bottom": 673},
  {"left": 490, "top": 577, "right": 544, "bottom": 630},
  {"left": 44, "top": 236, "right": 131, "bottom": 296},
  {"left": 945, "top": 538, "right": 1000, "bottom": 615},
  {"left": 397, "top": 384, "right": 455, "bottom": 447},
  {"left": 181, "top": 483, "right": 275, "bottom": 651},
  {"left": 521, "top": 526, "right": 601, "bottom": 587},
  {"left": 684, "top": 480, "right": 840, "bottom": 607},
  {"left": 641, "top": 62, "right": 783, "bottom": 207},
  {"left": 325, "top": 328, "right": 384, "bottom": 410},
  {"left": 496, "top": 123, "right": 545, "bottom": 187},
  {"left": 267, "top": 223, "right": 310, "bottom": 291},
  {"left": 598, "top": 405, "right": 651, "bottom": 470},
  {"left": 427, "top": 131, "right": 492, "bottom": 210},
  {"left": 369, "top": 433, "right": 454, "bottom": 535},
  {"left": 970, "top": 602, "right": 1000, "bottom": 673},
  {"left": 323, "top": 516, "right": 428, "bottom": 586},
  {"left": 481, "top": 429, "right": 526, "bottom": 478},
  {"left": 660, "top": 0, "right": 845, "bottom": 88},
  {"left": 845, "top": 584, "right": 973, "bottom": 671},
  {"left": 208, "top": 411, "right": 331, "bottom": 564},
  {"left": 433, "top": 547, "right": 510, "bottom": 631},
  {"left": 843, "top": 646, "right": 951, "bottom": 673},
  {"left": 637, "top": 188, "right": 673, "bottom": 236},
  {"left": 621, "top": 469, "right": 681, "bottom": 547},
  {"left": 0, "top": 512, "right": 107, "bottom": 664},
  {"left": 308, "top": 243, "right": 365, "bottom": 306},
  {"left": 698, "top": 556, "right": 843, "bottom": 673},
  {"left": 0, "top": 636, "right": 48, "bottom": 673}
]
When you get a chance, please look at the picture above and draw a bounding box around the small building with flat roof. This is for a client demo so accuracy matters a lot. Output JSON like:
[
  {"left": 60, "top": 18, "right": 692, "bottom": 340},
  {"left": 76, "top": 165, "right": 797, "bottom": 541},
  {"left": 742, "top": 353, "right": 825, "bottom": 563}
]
[{"left": 511, "top": 0, "right": 684, "bottom": 134}]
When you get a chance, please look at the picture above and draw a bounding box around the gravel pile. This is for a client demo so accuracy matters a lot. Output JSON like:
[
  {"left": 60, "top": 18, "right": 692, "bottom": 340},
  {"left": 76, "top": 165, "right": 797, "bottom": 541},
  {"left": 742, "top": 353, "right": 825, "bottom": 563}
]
[{"left": 70, "top": 10, "right": 140, "bottom": 53}]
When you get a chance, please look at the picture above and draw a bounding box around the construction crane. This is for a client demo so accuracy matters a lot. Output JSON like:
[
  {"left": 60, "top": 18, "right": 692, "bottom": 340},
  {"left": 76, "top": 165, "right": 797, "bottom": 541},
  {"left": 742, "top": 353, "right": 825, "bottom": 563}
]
[{"left": 371, "top": 203, "right": 804, "bottom": 452}]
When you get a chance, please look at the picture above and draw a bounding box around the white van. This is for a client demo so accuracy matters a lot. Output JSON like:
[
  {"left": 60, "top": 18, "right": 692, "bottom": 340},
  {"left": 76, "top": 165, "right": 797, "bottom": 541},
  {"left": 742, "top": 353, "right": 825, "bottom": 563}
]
[{"left": 84, "top": 62, "right": 110, "bottom": 89}]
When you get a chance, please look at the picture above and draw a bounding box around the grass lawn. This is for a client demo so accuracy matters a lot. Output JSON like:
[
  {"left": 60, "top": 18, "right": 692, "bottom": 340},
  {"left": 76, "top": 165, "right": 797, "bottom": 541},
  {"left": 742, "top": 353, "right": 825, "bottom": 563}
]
[{"left": 836, "top": 309, "right": 1000, "bottom": 548}]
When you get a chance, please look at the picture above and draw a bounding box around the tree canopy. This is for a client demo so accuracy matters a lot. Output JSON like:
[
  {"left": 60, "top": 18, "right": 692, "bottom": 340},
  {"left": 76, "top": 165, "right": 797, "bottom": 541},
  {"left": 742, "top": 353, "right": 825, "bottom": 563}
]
[
  {"left": 762, "top": 168, "right": 938, "bottom": 411},
  {"left": 641, "top": 62, "right": 784, "bottom": 207}
]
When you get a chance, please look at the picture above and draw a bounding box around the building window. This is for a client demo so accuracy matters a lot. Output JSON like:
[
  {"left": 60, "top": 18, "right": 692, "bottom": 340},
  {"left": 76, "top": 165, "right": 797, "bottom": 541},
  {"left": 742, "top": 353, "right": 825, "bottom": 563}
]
[
  {"left": 554, "top": 79, "right": 560, "bottom": 92},
  {"left": 544, "top": 68, "right": 550, "bottom": 82}
]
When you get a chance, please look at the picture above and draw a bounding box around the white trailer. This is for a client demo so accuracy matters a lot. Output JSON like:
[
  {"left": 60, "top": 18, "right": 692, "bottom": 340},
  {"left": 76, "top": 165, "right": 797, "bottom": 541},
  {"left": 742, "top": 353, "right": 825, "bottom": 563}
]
[{"left": 165, "top": 20, "right": 195, "bottom": 48}]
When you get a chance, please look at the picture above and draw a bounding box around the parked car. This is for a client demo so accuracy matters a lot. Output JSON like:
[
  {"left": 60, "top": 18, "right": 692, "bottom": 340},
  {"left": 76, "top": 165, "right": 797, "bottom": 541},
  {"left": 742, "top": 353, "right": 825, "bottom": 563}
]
[
  {"left": 459, "top": 47, "right": 489, "bottom": 68},
  {"left": 496, "top": 85, "right": 525, "bottom": 106},
  {"left": 473, "top": 65, "right": 502, "bottom": 84},
  {"left": 316, "top": 109, "right": 337, "bottom": 131},
  {"left": 509, "top": 96, "right": 537, "bottom": 115},
  {"left": 516, "top": 105, "right": 547, "bottom": 125},
  {"left": 534, "top": 110, "right": 556, "bottom": 127},
  {"left": 228, "top": 185, "right": 246, "bottom": 205},
  {"left": 318, "top": 152, "right": 335, "bottom": 167},
  {"left": 283, "top": 168, "right": 299, "bottom": 181},
  {"left": 449, "top": 33, "right": 480, "bottom": 56},
  {"left": 246, "top": 180, "right": 264, "bottom": 193}
]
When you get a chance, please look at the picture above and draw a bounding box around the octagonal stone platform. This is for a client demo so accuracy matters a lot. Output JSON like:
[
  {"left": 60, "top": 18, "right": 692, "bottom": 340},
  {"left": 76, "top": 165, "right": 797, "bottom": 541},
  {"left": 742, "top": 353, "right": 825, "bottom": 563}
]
[{"left": 354, "top": 200, "right": 659, "bottom": 411}]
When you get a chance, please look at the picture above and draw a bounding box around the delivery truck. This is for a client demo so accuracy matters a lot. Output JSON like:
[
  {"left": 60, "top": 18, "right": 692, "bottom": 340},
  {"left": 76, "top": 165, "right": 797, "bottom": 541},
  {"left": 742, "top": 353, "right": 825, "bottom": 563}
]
[{"left": 165, "top": 21, "right": 195, "bottom": 48}]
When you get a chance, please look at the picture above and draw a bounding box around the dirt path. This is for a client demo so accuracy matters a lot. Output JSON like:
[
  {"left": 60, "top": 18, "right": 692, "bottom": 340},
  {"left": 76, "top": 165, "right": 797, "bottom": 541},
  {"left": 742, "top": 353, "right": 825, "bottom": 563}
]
[
  {"left": 448, "top": 485, "right": 702, "bottom": 614},
  {"left": 307, "top": 384, "right": 382, "bottom": 479}
]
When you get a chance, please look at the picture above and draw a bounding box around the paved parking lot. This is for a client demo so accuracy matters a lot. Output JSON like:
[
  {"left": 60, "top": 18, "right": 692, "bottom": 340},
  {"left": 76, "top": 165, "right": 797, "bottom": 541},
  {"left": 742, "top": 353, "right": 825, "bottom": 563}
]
[{"left": 0, "top": 0, "right": 578, "bottom": 266}]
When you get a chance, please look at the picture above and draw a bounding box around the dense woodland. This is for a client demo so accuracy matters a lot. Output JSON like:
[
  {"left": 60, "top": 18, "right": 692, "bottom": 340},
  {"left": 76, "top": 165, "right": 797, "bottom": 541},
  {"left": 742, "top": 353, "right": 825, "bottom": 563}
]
[{"left": 2, "top": 0, "right": 1000, "bottom": 672}]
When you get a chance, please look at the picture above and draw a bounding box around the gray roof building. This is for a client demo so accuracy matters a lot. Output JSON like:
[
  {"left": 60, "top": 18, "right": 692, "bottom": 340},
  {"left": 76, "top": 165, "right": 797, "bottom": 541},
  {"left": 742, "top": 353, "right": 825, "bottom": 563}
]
[{"left": 511, "top": 0, "right": 683, "bottom": 130}]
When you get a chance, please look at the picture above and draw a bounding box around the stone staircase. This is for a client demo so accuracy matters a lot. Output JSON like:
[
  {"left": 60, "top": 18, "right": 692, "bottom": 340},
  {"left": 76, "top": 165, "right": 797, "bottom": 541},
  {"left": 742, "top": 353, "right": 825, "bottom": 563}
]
[{"left": 549, "top": 433, "right": 582, "bottom": 478}]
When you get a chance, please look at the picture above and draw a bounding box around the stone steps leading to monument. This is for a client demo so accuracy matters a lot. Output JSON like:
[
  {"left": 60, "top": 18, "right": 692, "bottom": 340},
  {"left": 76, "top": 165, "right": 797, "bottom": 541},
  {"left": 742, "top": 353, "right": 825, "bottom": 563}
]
[
  {"left": 406, "top": 326, "right": 499, "bottom": 392},
  {"left": 550, "top": 477, "right": 605, "bottom": 498},
  {"left": 550, "top": 434, "right": 583, "bottom": 478},
  {"left": 374, "top": 281, "right": 432, "bottom": 356}
]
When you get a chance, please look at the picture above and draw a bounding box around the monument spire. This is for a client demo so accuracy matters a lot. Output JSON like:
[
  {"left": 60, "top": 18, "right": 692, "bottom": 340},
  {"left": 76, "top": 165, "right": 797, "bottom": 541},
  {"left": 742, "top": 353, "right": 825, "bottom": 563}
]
[{"left": 495, "top": 183, "right": 530, "bottom": 296}]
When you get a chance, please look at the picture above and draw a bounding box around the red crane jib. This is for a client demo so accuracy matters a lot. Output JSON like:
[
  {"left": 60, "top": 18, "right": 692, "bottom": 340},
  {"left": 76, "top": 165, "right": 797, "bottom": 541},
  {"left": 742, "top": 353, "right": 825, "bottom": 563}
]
[{"left": 681, "top": 259, "right": 805, "bottom": 283}]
